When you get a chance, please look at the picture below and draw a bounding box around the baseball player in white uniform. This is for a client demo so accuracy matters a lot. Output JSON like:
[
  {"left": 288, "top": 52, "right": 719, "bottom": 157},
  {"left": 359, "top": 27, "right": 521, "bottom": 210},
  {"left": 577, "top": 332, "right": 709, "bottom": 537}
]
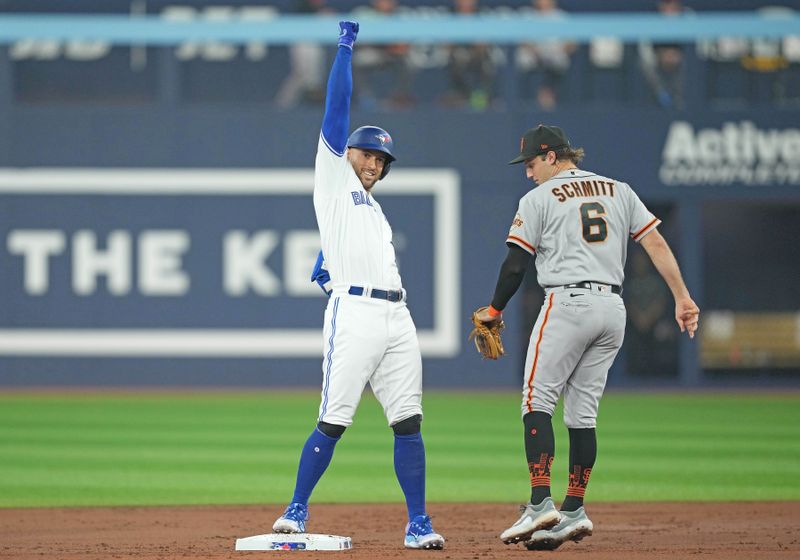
[
  {"left": 475, "top": 125, "right": 699, "bottom": 550},
  {"left": 272, "top": 21, "right": 444, "bottom": 551}
]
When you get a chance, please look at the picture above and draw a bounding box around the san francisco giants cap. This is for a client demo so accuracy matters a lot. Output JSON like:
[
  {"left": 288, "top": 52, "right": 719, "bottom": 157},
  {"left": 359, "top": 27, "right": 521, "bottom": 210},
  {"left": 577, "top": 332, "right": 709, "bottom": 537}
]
[{"left": 508, "top": 124, "right": 571, "bottom": 164}]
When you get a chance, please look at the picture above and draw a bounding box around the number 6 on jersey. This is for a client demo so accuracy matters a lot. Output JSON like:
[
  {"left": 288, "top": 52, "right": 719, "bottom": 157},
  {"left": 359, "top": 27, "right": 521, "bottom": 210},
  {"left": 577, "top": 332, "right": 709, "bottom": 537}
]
[{"left": 580, "top": 202, "right": 608, "bottom": 243}]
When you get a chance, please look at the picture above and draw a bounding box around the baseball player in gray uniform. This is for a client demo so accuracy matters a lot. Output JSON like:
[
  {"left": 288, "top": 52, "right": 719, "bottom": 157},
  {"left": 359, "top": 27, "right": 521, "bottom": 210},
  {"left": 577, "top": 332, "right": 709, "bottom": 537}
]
[
  {"left": 475, "top": 124, "right": 699, "bottom": 550},
  {"left": 271, "top": 21, "right": 444, "bottom": 550}
]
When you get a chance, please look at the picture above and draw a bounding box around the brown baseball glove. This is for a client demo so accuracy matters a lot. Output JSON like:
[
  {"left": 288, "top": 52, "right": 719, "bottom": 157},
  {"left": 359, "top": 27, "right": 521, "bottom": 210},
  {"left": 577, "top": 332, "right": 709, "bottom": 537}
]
[{"left": 468, "top": 306, "right": 505, "bottom": 360}]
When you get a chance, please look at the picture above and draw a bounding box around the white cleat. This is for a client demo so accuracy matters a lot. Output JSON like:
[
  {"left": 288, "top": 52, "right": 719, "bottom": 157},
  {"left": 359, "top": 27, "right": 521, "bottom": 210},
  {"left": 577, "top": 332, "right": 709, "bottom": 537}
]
[
  {"left": 525, "top": 506, "right": 593, "bottom": 550},
  {"left": 272, "top": 502, "right": 308, "bottom": 534},
  {"left": 500, "top": 497, "right": 561, "bottom": 544},
  {"left": 404, "top": 514, "right": 445, "bottom": 550}
]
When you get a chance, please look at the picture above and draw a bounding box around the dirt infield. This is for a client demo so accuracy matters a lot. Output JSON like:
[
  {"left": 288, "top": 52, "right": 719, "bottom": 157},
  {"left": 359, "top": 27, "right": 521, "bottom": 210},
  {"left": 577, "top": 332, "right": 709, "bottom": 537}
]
[{"left": 1, "top": 502, "right": 798, "bottom": 560}]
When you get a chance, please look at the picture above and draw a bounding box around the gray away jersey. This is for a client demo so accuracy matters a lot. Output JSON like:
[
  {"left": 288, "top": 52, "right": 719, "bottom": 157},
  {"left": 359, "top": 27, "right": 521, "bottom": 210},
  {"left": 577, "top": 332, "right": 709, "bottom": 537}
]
[{"left": 507, "top": 168, "right": 660, "bottom": 287}]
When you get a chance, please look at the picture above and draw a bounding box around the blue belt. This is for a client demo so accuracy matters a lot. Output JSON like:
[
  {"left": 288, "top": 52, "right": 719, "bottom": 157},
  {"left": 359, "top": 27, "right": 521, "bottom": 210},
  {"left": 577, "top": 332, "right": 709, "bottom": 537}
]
[{"left": 348, "top": 286, "right": 405, "bottom": 302}]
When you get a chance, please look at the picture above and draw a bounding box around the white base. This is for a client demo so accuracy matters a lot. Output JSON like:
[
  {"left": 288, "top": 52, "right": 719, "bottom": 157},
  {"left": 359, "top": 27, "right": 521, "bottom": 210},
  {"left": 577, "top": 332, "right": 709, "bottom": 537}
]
[{"left": 235, "top": 533, "right": 353, "bottom": 551}]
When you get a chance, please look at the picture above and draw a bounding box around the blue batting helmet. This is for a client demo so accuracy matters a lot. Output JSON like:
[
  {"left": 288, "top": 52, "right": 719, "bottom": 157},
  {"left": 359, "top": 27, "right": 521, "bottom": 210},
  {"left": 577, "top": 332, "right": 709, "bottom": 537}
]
[{"left": 346, "top": 125, "right": 396, "bottom": 179}]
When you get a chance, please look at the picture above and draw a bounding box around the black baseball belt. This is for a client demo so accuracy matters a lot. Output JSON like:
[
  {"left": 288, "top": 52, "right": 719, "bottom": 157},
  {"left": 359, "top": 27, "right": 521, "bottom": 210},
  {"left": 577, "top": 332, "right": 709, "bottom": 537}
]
[{"left": 549, "top": 281, "right": 622, "bottom": 295}]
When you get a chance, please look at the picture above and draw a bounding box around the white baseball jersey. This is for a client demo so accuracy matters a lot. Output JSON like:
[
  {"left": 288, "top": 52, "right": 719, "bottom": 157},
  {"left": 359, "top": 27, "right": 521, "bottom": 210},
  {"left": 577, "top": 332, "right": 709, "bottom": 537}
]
[
  {"left": 314, "top": 136, "right": 402, "bottom": 293},
  {"left": 506, "top": 168, "right": 660, "bottom": 287},
  {"left": 313, "top": 135, "right": 421, "bottom": 427}
]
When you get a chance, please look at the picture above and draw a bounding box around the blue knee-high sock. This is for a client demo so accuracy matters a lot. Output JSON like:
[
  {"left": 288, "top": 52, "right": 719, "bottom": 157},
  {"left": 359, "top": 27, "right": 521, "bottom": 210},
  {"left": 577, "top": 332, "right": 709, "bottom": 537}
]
[
  {"left": 290, "top": 427, "right": 340, "bottom": 505},
  {"left": 394, "top": 432, "right": 426, "bottom": 520}
]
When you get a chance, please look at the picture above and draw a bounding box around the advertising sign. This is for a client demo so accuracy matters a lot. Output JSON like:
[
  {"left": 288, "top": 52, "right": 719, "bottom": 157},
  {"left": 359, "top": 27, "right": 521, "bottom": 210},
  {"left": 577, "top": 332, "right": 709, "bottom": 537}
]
[{"left": 0, "top": 168, "right": 460, "bottom": 358}]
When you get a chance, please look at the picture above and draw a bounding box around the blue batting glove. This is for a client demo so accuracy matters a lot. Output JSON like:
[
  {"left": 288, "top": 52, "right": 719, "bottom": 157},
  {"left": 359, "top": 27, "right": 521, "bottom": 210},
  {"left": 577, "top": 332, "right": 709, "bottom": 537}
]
[
  {"left": 311, "top": 250, "right": 332, "bottom": 296},
  {"left": 338, "top": 20, "right": 359, "bottom": 50}
]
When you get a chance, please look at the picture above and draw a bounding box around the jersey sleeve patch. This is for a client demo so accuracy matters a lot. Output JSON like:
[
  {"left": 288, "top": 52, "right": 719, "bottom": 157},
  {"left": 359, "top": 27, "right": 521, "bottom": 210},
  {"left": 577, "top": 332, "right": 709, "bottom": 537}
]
[
  {"left": 631, "top": 217, "right": 661, "bottom": 242},
  {"left": 507, "top": 235, "right": 536, "bottom": 254}
]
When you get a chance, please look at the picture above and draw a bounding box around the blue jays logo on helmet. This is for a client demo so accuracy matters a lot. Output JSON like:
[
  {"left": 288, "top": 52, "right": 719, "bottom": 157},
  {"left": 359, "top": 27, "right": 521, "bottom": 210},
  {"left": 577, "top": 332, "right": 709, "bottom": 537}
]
[{"left": 347, "top": 125, "right": 396, "bottom": 180}]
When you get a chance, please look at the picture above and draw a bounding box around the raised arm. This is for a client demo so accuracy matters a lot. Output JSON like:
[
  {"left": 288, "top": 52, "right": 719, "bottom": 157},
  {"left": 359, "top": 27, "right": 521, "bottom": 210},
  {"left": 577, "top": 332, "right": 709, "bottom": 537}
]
[
  {"left": 320, "top": 21, "right": 359, "bottom": 156},
  {"left": 639, "top": 229, "right": 700, "bottom": 338}
]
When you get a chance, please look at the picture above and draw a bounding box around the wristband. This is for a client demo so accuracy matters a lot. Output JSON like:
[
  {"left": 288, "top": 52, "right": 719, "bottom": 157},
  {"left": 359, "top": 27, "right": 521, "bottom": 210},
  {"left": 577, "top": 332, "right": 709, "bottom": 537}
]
[{"left": 488, "top": 305, "right": 503, "bottom": 318}]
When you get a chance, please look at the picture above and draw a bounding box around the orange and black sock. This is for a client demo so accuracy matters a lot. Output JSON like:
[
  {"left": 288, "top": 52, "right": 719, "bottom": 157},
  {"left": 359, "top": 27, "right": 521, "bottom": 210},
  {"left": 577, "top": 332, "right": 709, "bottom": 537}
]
[
  {"left": 524, "top": 411, "right": 554, "bottom": 505},
  {"left": 561, "top": 427, "right": 596, "bottom": 512}
]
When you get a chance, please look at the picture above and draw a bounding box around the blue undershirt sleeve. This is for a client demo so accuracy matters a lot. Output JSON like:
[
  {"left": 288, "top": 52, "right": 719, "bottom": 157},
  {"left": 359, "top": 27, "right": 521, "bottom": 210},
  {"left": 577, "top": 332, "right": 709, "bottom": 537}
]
[{"left": 320, "top": 46, "right": 352, "bottom": 156}]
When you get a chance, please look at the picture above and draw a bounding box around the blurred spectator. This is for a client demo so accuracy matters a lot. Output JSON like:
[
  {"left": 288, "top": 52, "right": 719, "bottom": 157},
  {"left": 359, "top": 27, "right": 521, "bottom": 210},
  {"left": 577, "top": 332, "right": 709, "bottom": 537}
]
[
  {"left": 440, "top": 0, "right": 500, "bottom": 110},
  {"left": 700, "top": 7, "right": 799, "bottom": 106},
  {"left": 274, "top": 0, "right": 331, "bottom": 108},
  {"left": 351, "top": 0, "right": 416, "bottom": 109},
  {"left": 741, "top": 7, "right": 799, "bottom": 105},
  {"left": 638, "top": 0, "right": 687, "bottom": 109},
  {"left": 515, "top": 0, "right": 576, "bottom": 111}
]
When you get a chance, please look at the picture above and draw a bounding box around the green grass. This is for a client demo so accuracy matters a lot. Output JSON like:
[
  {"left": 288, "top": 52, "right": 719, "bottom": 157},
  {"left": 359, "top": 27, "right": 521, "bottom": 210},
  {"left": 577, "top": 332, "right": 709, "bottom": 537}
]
[{"left": 0, "top": 390, "right": 798, "bottom": 507}]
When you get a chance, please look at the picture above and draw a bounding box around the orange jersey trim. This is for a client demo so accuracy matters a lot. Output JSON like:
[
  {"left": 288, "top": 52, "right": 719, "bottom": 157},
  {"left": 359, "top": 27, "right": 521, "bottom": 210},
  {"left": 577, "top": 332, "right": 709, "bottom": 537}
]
[
  {"left": 632, "top": 218, "right": 660, "bottom": 241},
  {"left": 525, "top": 292, "right": 554, "bottom": 413},
  {"left": 507, "top": 235, "right": 536, "bottom": 254}
]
